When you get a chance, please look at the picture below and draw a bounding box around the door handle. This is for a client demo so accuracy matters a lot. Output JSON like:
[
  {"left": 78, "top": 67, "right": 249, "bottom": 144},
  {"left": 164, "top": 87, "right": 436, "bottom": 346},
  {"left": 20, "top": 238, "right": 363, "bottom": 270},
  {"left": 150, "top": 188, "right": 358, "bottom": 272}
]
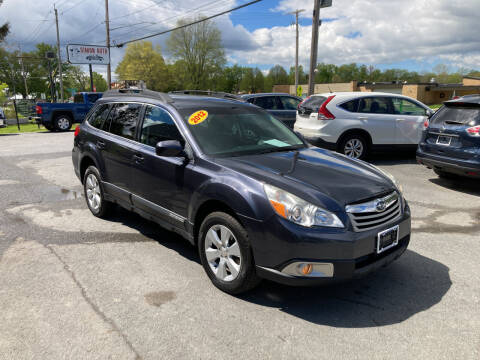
[
  {"left": 396, "top": 118, "right": 406, "bottom": 121},
  {"left": 133, "top": 154, "right": 144, "bottom": 163},
  {"left": 96, "top": 140, "right": 106, "bottom": 149}
]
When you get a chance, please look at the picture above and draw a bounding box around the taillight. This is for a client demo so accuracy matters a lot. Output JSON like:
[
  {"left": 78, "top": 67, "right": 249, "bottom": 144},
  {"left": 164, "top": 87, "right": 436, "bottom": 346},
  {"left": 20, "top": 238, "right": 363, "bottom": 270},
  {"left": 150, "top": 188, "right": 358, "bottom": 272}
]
[
  {"left": 318, "top": 95, "right": 336, "bottom": 120},
  {"left": 423, "top": 119, "right": 429, "bottom": 129},
  {"left": 74, "top": 125, "right": 80, "bottom": 137},
  {"left": 36, "top": 105, "right": 42, "bottom": 114},
  {"left": 466, "top": 125, "right": 480, "bottom": 136}
]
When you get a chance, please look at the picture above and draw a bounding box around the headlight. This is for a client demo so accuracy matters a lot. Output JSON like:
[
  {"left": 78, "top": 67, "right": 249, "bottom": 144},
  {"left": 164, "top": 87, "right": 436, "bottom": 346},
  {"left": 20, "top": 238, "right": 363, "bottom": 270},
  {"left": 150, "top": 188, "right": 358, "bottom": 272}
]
[{"left": 263, "top": 184, "right": 344, "bottom": 228}]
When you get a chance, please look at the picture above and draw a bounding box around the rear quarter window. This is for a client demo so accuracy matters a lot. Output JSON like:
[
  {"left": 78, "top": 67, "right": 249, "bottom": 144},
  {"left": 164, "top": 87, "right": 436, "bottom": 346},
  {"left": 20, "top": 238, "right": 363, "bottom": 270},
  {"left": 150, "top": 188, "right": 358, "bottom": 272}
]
[
  {"left": 339, "top": 99, "right": 359, "bottom": 112},
  {"left": 300, "top": 96, "right": 326, "bottom": 110}
]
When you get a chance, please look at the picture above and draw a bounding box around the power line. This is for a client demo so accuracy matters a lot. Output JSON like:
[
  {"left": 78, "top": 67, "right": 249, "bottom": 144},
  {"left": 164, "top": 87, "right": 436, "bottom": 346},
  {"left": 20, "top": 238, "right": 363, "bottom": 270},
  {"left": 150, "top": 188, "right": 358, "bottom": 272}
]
[{"left": 115, "top": 0, "right": 263, "bottom": 47}]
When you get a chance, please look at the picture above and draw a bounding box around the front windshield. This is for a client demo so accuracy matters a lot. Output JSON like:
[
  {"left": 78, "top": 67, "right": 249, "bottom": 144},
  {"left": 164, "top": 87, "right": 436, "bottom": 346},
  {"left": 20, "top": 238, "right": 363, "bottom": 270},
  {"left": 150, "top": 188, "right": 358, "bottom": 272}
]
[{"left": 178, "top": 105, "right": 305, "bottom": 156}]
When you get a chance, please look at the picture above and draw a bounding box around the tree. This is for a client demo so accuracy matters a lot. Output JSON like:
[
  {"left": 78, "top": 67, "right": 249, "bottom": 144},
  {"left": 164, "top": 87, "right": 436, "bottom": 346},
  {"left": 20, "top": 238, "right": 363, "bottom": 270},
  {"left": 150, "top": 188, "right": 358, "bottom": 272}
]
[
  {"left": 167, "top": 17, "right": 226, "bottom": 89},
  {"left": 115, "top": 41, "right": 169, "bottom": 91},
  {"left": 92, "top": 72, "right": 108, "bottom": 92},
  {"left": 0, "top": 1, "right": 9, "bottom": 42}
]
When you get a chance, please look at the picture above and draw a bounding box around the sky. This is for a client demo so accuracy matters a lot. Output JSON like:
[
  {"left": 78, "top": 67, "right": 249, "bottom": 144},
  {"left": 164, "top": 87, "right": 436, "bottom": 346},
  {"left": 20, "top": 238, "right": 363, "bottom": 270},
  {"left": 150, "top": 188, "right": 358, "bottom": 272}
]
[{"left": 1, "top": 0, "right": 479, "bottom": 80}]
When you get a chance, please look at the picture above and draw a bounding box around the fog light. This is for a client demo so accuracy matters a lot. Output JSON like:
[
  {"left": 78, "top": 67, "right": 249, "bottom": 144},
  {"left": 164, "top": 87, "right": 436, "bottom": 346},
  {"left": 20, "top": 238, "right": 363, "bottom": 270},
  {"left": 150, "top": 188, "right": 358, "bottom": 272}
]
[{"left": 299, "top": 263, "right": 313, "bottom": 275}]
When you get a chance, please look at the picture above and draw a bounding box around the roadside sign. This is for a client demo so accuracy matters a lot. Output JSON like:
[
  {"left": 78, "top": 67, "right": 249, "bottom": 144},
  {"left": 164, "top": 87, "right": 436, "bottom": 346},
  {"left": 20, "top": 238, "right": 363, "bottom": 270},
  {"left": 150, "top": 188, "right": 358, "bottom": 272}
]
[
  {"left": 66, "top": 44, "right": 110, "bottom": 65},
  {"left": 297, "top": 85, "right": 303, "bottom": 97},
  {"left": 320, "top": 0, "right": 332, "bottom": 8}
]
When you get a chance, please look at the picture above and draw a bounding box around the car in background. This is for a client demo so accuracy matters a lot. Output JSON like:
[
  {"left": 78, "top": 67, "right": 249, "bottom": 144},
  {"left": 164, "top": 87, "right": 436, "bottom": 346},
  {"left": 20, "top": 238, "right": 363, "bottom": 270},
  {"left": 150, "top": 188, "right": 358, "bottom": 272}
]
[
  {"left": 417, "top": 95, "right": 480, "bottom": 179},
  {"left": 35, "top": 92, "right": 103, "bottom": 131},
  {"left": 242, "top": 93, "right": 302, "bottom": 129},
  {"left": 294, "top": 92, "right": 434, "bottom": 159}
]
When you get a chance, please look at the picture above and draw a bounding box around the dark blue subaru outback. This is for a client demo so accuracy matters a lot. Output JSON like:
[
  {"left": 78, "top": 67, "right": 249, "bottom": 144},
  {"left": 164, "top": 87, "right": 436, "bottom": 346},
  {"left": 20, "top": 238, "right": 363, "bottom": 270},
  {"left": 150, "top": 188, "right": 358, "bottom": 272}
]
[{"left": 72, "top": 89, "right": 411, "bottom": 294}]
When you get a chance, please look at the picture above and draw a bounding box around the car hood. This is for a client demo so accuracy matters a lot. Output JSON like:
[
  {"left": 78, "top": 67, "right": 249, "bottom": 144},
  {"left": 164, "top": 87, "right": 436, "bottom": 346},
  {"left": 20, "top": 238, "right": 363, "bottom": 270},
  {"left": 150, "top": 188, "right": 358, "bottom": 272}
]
[{"left": 214, "top": 147, "right": 395, "bottom": 208}]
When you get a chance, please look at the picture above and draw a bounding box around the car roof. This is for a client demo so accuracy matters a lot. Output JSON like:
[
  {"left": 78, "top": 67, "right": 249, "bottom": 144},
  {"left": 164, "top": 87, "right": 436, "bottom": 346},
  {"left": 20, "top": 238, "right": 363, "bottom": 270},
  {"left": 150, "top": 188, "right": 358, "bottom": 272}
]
[
  {"left": 444, "top": 94, "right": 480, "bottom": 105},
  {"left": 310, "top": 91, "right": 408, "bottom": 98},
  {"left": 241, "top": 93, "right": 297, "bottom": 98}
]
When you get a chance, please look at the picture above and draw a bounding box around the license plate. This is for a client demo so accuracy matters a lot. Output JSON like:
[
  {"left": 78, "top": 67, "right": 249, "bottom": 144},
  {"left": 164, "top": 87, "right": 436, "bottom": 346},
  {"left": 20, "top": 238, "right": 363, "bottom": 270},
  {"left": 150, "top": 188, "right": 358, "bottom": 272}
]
[
  {"left": 436, "top": 135, "right": 452, "bottom": 146},
  {"left": 376, "top": 225, "right": 399, "bottom": 254}
]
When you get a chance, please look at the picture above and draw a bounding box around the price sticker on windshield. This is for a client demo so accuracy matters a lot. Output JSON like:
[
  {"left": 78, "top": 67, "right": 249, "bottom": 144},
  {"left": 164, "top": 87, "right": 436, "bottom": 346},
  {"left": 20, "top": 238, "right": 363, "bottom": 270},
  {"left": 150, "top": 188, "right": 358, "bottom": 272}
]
[{"left": 188, "top": 110, "right": 208, "bottom": 125}]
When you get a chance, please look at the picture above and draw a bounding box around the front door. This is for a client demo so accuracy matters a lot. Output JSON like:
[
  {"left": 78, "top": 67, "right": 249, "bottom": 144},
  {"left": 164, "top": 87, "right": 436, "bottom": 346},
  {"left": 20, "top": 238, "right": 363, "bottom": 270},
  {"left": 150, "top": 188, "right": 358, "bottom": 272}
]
[
  {"left": 129, "top": 105, "right": 194, "bottom": 227},
  {"left": 391, "top": 97, "right": 428, "bottom": 144}
]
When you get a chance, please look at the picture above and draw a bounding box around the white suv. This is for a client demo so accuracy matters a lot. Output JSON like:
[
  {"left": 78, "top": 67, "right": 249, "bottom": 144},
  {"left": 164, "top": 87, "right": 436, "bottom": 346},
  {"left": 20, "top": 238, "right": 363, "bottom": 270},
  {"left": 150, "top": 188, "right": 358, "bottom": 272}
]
[{"left": 294, "top": 92, "right": 434, "bottom": 159}]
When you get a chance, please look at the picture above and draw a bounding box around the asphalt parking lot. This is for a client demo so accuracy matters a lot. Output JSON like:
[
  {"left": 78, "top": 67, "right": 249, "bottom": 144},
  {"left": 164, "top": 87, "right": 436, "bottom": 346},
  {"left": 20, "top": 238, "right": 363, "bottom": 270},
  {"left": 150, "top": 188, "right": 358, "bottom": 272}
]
[{"left": 0, "top": 131, "right": 479, "bottom": 359}]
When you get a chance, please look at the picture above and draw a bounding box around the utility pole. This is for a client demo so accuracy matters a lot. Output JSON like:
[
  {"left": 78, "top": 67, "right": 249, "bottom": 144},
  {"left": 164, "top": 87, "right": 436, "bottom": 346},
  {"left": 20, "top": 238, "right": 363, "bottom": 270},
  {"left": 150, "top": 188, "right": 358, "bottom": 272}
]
[
  {"left": 105, "top": 0, "right": 111, "bottom": 89},
  {"left": 54, "top": 5, "right": 64, "bottom": 102},
  {"left": 290, "top": 9, "right": 305, "bottom": 97},
  {"left": 18, "top": 45, "right": 29, "bottom": 97},
  {"left": 308, "top": 1, "right": 321, "bottom": 96}
]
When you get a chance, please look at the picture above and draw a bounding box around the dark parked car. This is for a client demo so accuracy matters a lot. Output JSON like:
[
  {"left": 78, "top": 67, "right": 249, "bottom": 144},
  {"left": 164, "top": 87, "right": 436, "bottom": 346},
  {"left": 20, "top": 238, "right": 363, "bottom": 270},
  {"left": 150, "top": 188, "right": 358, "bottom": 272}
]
[
  {"left": 73, "top": 89, "right": 411, "bottom": 294},
  {"left": 242, "top": 93, "right": 302, "bottom": 128},
  {"left": 35, "top": 92, "right": 103, "bottom": 131},
  {"left": 417, "top": 95, "right": 480, "bottom": 178}
]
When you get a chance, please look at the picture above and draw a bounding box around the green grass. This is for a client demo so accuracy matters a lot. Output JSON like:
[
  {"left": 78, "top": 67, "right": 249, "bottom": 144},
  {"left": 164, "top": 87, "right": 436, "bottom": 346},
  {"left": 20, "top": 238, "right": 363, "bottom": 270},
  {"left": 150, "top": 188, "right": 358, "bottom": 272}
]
[
  {"left": 0, "top": 123, "right": 48, "bottom": 134},
  {"left": 429, "top": 104, "right": 443, "bottom": 110}
]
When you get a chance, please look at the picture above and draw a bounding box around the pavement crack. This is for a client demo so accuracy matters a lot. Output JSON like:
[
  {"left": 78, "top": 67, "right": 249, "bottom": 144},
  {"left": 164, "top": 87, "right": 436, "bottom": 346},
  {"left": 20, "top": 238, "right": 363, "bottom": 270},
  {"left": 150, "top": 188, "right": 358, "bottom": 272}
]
[{"left": 45, "top": 244, "right": 142, "bottom": 360}]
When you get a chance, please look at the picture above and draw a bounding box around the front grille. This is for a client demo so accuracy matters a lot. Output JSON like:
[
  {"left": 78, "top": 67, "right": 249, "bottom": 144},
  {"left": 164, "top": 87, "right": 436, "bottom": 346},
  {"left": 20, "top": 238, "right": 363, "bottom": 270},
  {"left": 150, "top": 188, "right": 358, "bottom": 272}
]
[{"left": 346, "top": 192, "right": 402, "bottom": 232}]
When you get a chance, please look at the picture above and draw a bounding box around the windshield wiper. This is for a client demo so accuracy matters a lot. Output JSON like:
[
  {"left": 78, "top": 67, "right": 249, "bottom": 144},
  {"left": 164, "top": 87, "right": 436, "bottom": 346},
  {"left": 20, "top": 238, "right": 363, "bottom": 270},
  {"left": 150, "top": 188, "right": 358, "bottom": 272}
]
[{"left": 257, "top": 146, "right": 304, "bottom": 154}]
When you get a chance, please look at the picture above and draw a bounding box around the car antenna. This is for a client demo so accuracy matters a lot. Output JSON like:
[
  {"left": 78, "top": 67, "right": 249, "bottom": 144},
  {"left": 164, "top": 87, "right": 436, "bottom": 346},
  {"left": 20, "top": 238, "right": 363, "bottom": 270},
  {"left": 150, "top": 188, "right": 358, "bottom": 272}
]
[{"left": 328, "top": 84, "right": 332, "bottom": 93}]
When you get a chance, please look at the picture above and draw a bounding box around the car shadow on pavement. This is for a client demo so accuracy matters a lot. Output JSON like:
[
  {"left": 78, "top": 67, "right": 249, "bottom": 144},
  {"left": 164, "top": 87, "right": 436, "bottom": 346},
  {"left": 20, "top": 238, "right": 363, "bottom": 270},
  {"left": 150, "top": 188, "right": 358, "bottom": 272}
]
[
  {"left": 239, "top": 250, "right": 451, "bottom": 328},
  {"left": 367, "top": 151, "right": 417, "bottom": 166},
  {"left": 429, "top": 176, "right": 480, "bottom": 196}
]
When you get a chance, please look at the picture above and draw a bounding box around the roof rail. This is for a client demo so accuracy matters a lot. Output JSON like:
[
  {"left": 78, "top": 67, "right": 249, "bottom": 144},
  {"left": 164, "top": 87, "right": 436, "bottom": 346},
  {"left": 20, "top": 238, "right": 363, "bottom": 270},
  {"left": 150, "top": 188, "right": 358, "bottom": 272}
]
[
  {"left": 102, "top": 88, "right": 174, "bottom": 103},
  {"left": 168, "top": 90, "right": 245, "bottom": 102}
]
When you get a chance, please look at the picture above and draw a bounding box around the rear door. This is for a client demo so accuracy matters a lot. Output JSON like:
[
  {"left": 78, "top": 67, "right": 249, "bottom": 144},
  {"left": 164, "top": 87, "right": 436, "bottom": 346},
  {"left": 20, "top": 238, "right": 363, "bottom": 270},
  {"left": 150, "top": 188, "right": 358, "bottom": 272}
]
[
  {"left": 425, "top": 104, "right": 480, "bottom": 160},
  {"left": 392, "top": 97, "right": 428, "bottom": 144},
  {"left": 356, "top": 96, "right": 396, "bottom": 144},
  {"left": 252, "top": 96, "right": 285, "bottom": 122},
  {"left": 100, "top": 102, "right": 143, "bottom": 203}
]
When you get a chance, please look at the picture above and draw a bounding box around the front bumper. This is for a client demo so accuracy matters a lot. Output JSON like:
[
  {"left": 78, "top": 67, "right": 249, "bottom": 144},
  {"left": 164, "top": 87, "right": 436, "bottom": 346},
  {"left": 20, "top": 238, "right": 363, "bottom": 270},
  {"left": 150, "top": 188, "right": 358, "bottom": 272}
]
[
  {"left": 239, "top": 204, "right": 411, "bottom": 286},
  {"left": 416, "top": 148, "right": 480, "bottom": 178}
]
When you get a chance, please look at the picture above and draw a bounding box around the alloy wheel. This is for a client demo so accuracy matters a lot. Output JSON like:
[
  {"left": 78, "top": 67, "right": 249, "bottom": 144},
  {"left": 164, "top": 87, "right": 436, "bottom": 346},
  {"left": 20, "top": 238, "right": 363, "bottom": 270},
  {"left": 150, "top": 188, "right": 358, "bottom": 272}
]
[
  {"left": 204, "top": 224, "right": 242, "bottom": 282},
  {"left": 86, "top": 173, "right": 101, "bottom": 211},
  {"left": 344, "top": 139, "right": 364, "bottom": 159},
  {"left": 57, "top": 117, "right": 70, "bottom": 130}
]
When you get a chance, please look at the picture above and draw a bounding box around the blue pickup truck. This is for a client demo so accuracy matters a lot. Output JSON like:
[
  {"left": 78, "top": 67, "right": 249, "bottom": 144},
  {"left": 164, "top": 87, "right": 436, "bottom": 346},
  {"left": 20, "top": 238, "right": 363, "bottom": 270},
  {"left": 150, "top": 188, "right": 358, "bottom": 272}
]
[{"left": 35, "top": 92, "right": 102, "bottom": 131}]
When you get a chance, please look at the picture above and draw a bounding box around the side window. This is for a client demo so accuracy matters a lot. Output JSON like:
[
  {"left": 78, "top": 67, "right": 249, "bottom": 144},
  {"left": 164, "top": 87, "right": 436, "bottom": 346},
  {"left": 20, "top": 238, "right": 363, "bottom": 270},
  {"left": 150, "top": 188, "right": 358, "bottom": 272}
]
[
  {"left": 280, "top": 96, "right": 301, "bottom": 110},
  {"left": 140, "top": 105, "right": 183, "bottom": 147},
  {"left": 246, "top": 98, "right": 255, "bottom": 104},
  {"left": 254, "top": 96, "right": 282, "bottom": 110},
  {"left": 339, "top": 99, "right": 359, "bottom": 112},
  {"left": 358, "top": 97, "right": 392, "bottom": 114},
  {"left": 392, "top": 98, "right": 427, "bottom": 116},
  {"left": 87, "top": 94, "right": 100, "bottom": 103},
  {"left": 87, "top": 104, "right": 110, "bottom": 129},
  {"left": 108, "top": 103, "right": 142, "bottom": 140},
  {"left": 73, "top": 94, "right": 84, "bottom": 103}
]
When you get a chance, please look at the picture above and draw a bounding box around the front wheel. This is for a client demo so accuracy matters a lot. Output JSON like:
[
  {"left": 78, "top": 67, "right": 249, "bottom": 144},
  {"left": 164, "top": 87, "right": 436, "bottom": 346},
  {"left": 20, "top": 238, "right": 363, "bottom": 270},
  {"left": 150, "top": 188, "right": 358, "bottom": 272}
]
[
  {"left": 198, "top": 212, "right": 260, "bottom": 294},
  {"left": 339, "top": 134, "right": 368, "bottom": 160}
]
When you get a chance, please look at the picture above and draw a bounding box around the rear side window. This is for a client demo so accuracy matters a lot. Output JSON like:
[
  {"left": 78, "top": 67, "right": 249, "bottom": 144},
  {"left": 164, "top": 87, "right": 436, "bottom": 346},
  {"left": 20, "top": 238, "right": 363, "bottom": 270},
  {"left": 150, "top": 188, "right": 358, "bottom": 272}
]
[
  {"left": 73, "top": 94, "right": 84, "bottom": 103},
  {"left": 280, "top": 97, "right": 301, "bottom": 110},
  {"left": 108, "top": 103, "right": 142, "bottom": 140},
  {"left": 254, "top": 96, "right": 282, "bottom": 110},
  {"left": 87, "top": 104, "right": 110, "bottom": 129},
  {"left": 431, "top": 105, "right": 480, "bottom": 126},
  {"left": 300, "top": 96, "right": 326, "bottom": 110},
  {"left": 339, "top": 99, "right": 359, "bottom": 112},
  {"left": 140, "top": 106, "right": 183, "bottom": 147},
  {"left": 358, "top": 97, "right": 392, "bottom": 114}
]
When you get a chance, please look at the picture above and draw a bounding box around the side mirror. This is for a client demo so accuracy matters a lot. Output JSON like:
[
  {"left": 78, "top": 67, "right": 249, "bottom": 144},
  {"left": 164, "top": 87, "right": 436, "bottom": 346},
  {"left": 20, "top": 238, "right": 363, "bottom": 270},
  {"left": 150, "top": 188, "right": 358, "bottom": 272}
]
[{"left": 155, "top": 140, "right": 185, "bottom": 157}]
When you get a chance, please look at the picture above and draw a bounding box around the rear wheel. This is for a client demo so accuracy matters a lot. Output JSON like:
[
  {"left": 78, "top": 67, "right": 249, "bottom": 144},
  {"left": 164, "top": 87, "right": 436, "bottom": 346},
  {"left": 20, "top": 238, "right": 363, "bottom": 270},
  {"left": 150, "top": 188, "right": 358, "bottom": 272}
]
[
  {"left": 339, "top": 134, "right": 368, "bottom": 159},
  {"left": 83, "top": 166, "right": 112, "bottom": 218},
  {"left": 198, "top": 212, "right": 260, "bottom": 294},
  {"left": 54, "top": 114, "right": 72, "bottom": 131}
]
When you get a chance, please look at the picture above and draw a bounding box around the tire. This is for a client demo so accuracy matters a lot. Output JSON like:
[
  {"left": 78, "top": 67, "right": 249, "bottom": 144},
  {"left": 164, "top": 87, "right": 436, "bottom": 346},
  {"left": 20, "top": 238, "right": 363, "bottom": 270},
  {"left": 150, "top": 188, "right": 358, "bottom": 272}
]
[
  {"left": 83, "top": 166, "right": 112, "bottom": 218},
  {"left": 198, "top": 212, "right": 260, "bottom": 294},
  {"left": 434, "top": 169, "right": 458, "bottom": 180},
  {"left": 53, "top": 114, "right": 72, "bottom": 132},
  {"left": 339, "top": 133, "right": 368, "bottom": 160}
]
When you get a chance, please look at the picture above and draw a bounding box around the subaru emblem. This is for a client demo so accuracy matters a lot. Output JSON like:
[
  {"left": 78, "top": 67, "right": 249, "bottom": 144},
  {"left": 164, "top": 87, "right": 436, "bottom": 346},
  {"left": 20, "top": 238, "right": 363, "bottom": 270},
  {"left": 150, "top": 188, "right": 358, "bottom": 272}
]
[{"left": 375, "top": 200, "right": 386, "bottom": 212}]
